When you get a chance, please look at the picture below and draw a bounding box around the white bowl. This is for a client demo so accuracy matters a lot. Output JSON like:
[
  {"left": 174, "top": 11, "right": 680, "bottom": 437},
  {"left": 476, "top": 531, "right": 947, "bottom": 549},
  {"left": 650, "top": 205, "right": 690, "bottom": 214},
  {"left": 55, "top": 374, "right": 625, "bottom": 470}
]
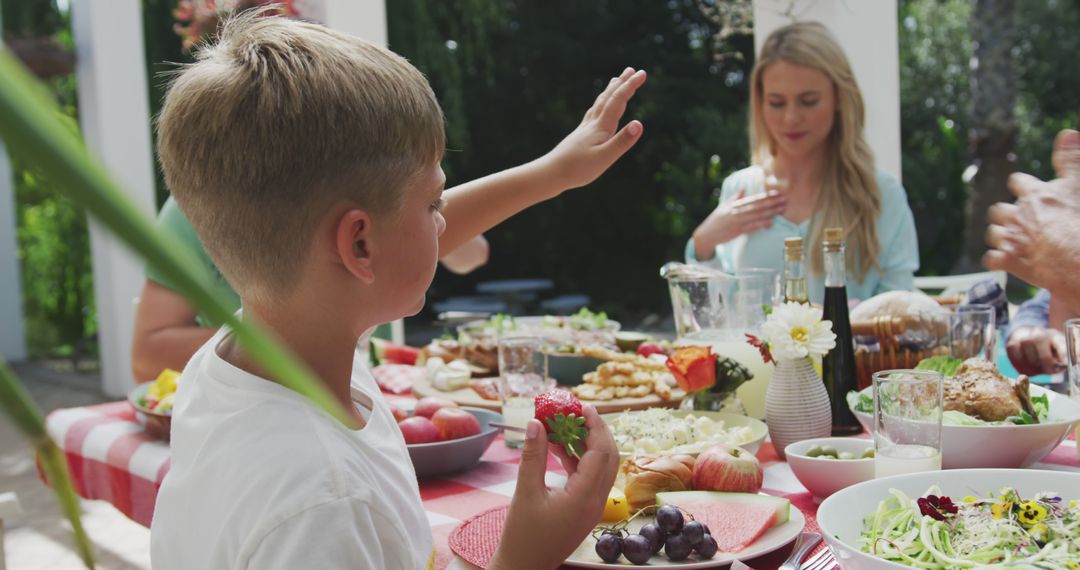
[
  {"left": 785, "top": 438, "right": 875, "bottom": 501},
  {"left": 817, "top": 468, "right": 1080, "bottom": 569},
  {"left": 850, "top": 384, "right": 1080, "bottom": 468}
]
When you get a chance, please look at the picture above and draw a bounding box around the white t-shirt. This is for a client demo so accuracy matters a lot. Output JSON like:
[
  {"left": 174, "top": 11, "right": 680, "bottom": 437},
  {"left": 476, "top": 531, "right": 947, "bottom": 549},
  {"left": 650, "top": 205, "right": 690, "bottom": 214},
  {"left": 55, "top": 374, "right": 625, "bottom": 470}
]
[{"left": 151, "top": 329, "right": 434, "bottom": 569}]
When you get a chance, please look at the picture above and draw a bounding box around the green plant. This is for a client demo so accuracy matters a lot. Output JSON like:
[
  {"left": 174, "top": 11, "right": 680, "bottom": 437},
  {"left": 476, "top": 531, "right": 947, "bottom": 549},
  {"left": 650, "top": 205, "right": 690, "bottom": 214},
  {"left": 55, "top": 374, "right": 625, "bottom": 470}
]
[{"left": 0, "top": 47, "right": 352, "bottom": 567}]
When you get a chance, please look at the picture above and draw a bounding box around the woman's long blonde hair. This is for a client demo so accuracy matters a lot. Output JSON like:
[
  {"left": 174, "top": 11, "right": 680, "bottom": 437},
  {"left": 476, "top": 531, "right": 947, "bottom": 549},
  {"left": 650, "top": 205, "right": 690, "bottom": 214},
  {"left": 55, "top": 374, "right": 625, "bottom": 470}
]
[{"left": 749, "top": 22, "right": 880, "bottom": 282}]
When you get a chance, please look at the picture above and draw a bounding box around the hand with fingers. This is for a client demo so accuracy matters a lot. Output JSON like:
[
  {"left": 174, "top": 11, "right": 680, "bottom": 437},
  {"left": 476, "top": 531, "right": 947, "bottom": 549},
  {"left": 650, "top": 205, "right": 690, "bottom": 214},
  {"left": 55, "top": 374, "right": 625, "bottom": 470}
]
[
  {"left": 1006, "top": 326, "right": 1066, "bottom": 376},
  {"left": 541, "top": 67, "right": 648, "bottom": 193},
  {"left": 488, "top": 404, "right": 621, "bottom": 570},
  {"left": 691, "top": 188, "right": 788, "bottom": 261},
  {"left": 984, "top": 129, "right": 1080, "bottom": 306}
]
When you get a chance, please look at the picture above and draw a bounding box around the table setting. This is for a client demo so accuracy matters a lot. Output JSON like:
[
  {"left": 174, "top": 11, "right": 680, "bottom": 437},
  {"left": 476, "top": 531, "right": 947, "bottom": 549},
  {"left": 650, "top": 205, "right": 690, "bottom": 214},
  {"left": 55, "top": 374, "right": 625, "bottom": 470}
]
[{"left": 41, "top": 263, "right": 1080, "bottom": 569}]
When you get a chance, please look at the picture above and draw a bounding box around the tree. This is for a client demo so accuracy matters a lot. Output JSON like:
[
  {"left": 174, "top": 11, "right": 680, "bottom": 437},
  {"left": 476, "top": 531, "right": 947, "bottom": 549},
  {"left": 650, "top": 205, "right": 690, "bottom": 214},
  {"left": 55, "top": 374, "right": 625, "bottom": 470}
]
[{"left": 958, "top": 0, "right": 1017, "bottom": 272}]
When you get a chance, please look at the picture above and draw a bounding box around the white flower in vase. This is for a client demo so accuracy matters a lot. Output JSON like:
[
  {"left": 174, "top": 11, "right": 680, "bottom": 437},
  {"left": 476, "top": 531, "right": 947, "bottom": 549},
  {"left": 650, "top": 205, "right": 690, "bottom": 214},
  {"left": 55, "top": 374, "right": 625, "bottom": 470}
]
[{"left": 759, "top": 302, "right": 836, "bottom": 362}]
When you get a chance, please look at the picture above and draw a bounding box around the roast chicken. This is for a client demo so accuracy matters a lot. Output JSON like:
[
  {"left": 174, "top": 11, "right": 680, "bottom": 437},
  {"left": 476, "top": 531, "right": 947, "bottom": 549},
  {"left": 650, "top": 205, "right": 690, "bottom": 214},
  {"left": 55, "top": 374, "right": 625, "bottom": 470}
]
[{"left": 944, "top": 358, "right": 1037, "bottom": 422}]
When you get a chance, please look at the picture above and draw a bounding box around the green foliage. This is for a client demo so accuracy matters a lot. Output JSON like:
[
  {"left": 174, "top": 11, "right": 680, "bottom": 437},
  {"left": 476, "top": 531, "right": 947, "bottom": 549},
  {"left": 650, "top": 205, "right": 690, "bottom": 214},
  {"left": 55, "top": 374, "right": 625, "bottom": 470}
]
[{"left": 389, "top": 0, "right": 753, "bottom": 318}]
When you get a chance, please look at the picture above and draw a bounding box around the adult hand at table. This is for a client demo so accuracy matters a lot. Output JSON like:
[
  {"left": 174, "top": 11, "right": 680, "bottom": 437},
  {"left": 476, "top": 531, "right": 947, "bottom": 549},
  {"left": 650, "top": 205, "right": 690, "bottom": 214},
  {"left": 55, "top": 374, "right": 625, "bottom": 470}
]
[
  {"left": 540, "top": 67, "right": 647, "bottom": 194},
  {"left": 985, "top": 129, "right": 1080, "bottom": 303},
  {"left": 691, "top": 189, "right": 788, "bottom": 260},
  {"left": 1006, "top": 326, "right": 1066, "bottom": 376},
  {"left": 489, "top": 404, "right": 619, "bottom": 570}
]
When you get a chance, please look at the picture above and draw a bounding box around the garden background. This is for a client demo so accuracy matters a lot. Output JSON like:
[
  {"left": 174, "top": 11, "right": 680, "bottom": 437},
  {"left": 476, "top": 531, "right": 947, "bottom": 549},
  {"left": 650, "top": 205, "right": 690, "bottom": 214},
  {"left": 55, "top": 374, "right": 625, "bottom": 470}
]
[{"left": 4, "top": 0, "right": 1079, "bottom": 365}]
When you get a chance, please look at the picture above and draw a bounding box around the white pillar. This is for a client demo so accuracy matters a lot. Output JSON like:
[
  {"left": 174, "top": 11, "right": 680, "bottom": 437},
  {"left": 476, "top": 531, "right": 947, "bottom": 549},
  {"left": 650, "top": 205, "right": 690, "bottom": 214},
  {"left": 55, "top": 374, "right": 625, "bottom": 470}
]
[
  {"left": 72, "top": 0, "right": 157, "bottom": 396},
  {"left": 0, "top": 12, "right": 27, "bottom": 362},
  {"left": 752, "top": 0, "right": 902, "bottom": 180},
  {"left": 0, "top": 141, "right": 26, "bottom": 362},
  {"left": 320, "top": 0, "right": 387, "bottom": 46}
]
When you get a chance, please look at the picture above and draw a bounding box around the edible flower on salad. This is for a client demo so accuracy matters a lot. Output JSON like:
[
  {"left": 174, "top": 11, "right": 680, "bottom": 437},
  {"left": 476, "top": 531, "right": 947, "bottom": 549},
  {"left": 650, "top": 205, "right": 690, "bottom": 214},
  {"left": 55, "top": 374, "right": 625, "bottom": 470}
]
[
  {"left": 917, "top": 495, "right": 957, "bottom": 521},
  {"left": 991, "top": 500, "right": 1012, "bottom": 519},
  {"left": 1017, "top": 499, "right": 1048, "bottom": 526}
]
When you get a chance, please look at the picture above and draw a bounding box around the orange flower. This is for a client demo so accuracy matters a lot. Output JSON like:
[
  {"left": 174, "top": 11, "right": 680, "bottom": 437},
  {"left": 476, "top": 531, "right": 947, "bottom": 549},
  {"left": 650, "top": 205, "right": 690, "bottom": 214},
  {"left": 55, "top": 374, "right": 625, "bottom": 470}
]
[{"left": 665, "top": 346, "right": 717, "bottom": 392}]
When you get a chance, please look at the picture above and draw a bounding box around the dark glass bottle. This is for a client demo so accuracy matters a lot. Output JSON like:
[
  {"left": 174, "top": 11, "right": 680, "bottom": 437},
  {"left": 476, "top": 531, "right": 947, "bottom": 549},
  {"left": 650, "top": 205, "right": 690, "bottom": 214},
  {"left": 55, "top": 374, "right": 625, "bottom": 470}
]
[
  {"left": 821, "top": 227, "right": 861, "bottom": 435},
  {"left": 782, "top": 237, "right": 808, "bottom": 304}
]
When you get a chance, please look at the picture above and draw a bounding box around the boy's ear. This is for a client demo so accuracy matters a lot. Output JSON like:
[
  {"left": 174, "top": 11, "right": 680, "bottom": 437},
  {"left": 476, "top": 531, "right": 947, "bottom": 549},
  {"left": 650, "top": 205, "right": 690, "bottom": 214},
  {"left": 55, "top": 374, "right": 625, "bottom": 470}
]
[{"left": 334, "top": 209, "right": 375, "bottom": 284}]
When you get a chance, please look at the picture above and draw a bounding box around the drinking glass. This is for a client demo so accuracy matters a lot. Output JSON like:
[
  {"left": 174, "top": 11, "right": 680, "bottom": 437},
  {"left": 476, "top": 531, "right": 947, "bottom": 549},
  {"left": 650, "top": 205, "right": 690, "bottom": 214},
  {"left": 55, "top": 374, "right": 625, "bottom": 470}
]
[
  {"left": 873, "top": 369, "right": 943, "bottom": 478},
  {"left": 1066, "top": 318, "right": 1080, "bottom": 456},
  {"left": 950, "top": 304, "right": 997, "bottom": 362},
  {"left": 496, "top": 335, "right": 548, "bottom": 448}
]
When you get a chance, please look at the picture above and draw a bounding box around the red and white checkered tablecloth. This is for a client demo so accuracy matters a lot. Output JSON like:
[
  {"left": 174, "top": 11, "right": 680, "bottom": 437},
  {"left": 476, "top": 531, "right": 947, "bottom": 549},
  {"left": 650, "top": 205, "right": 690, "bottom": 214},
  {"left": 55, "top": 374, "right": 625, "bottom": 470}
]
[{"left": 43, "top": 365, "right": 1080, "bottom": 569}]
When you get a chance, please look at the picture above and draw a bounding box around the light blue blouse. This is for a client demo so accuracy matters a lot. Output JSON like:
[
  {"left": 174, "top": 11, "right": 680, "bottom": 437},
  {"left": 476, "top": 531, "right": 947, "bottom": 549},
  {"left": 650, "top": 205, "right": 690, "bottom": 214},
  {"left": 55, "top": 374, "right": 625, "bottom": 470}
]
[{"left": 685, "top": 166, "right": 919, "bottom": 304}]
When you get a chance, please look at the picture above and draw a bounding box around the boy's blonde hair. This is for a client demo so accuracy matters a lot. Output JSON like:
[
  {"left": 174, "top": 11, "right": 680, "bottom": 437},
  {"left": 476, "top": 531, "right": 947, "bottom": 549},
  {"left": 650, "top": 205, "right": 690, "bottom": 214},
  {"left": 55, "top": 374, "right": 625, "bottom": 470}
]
[{"left": 157, "top": 12, "right": 445, "bottom": 300}]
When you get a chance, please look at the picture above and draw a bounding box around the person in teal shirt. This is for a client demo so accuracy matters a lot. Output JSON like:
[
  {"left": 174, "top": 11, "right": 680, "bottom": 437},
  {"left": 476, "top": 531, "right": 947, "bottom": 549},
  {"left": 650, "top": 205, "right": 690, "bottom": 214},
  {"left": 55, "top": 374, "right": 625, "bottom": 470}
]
[
  {"left": 687, "top": 22, "right": 918, "bottom": 304},
  {"left": 131, "top": 197, "right": 489, "bottom": 381}
]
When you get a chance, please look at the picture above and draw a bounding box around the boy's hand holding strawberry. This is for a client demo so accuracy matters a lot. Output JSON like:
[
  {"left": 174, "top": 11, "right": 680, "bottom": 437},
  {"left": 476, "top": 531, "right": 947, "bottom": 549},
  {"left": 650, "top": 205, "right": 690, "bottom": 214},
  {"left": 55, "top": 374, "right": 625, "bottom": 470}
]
[
  {"left": 534, "top": 390, "right": 589, "bottom": 458},
  {"left": 490, "top": 398, "right": 619, "bottom": 570}
]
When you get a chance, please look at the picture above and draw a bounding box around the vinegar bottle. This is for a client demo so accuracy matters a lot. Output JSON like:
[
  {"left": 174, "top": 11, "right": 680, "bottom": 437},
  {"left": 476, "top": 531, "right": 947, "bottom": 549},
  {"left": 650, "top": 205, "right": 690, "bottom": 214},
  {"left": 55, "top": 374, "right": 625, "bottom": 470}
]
[{"left": 821, "top": 227, "right": 861, "bottom": 435}]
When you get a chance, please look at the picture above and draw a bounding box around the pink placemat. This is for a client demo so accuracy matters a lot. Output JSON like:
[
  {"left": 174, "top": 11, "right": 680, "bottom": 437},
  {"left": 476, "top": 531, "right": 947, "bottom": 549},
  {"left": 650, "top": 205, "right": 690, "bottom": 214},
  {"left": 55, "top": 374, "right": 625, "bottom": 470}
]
[{"left": 448, "top": 505, "right": 508, "bottom": 567}]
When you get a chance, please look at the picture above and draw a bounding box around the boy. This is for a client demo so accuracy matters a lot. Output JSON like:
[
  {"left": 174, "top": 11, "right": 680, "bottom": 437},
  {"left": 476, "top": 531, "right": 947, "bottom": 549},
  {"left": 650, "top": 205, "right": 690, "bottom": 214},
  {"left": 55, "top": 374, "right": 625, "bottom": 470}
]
[{"left": 150, "top": 12, "right": 645, "bottom": 570}]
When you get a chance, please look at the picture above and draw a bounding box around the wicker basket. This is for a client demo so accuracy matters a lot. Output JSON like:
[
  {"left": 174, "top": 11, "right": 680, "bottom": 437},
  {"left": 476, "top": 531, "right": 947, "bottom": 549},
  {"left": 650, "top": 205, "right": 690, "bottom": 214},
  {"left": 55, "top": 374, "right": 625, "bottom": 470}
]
[{"left": 851, "top": 305, "right": 956, "bottom": 390}]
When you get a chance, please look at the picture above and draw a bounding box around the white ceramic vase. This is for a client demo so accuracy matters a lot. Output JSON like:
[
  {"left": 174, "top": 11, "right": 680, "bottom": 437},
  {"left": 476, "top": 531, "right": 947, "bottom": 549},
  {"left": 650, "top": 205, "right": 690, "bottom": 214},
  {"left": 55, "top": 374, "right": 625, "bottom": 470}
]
[{"left": 765, "top": 357, "right": 832, "bottom": 459}]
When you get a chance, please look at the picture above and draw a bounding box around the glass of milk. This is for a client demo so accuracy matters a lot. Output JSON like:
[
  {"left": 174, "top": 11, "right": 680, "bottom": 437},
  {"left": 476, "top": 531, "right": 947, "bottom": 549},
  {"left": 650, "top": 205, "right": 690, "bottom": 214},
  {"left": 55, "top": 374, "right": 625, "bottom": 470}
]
[
  {"left": 872, "top": 369, "right": 943, "bottom": 478},
  {"left": 1066, "top": 319, "right": 1080, "bottom": 457},
  {"left": 496, "top": 335, "right": 549, "bottom": 448}
]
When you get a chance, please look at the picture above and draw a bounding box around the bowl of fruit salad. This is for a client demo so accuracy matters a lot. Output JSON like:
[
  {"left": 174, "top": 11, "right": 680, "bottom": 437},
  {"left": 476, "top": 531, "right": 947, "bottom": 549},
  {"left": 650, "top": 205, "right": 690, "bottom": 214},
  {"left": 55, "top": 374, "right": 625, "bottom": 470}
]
[
  {"left": 128, "top": 369, "right": 180, "bottom": 441},
  {"left": 785, "top": 437, "right": 876, "bottom": 501}
]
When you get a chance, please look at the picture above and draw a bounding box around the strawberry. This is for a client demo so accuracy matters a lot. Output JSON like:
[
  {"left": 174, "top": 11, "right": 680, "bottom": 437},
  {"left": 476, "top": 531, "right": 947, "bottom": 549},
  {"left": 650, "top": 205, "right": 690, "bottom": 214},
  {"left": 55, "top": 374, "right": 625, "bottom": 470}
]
[{"left": 533, "top": 390, "right": 588, "bottom": 458}]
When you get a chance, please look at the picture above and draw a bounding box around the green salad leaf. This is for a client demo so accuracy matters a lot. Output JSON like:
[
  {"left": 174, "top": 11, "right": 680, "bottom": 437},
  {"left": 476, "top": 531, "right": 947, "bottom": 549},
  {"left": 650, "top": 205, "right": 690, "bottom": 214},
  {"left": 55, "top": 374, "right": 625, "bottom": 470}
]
[
  {"left": 846, "top": 390, "right": 874, "bottom": 414},
  {"left": 914, "top": 355, "right": 963, "bottom": 377},
  {"left": 567, "top": 307, "right": 608, "bottom": 331}
]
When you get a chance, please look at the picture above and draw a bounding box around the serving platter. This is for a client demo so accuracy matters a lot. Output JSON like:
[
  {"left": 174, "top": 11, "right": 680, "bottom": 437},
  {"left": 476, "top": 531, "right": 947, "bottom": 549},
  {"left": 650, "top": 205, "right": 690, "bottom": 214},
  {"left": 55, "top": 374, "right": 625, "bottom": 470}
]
[
  {"left": 412, "top": 376, "right": 682, "bottom": 415},
  {"left": 563, "top": 505, "right": 805, "bottom": 568}
]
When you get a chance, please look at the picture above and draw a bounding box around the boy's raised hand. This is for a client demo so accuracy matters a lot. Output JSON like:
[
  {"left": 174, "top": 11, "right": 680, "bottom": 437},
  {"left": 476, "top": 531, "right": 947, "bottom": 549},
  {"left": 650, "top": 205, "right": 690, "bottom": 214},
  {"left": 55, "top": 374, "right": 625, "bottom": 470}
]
[
  {"left": 489, "top": 404, "right": 620, "bottom": 570},
  {"left": 542, "top": 67, "right": 647, "bottom": 193}
]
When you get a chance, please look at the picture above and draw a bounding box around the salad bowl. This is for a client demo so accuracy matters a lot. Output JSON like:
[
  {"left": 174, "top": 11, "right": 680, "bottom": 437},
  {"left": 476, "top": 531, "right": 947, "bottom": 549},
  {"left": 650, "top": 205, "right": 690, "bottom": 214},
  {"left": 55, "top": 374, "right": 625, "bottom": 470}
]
[
  {"left": 849, "top": 384, "right": 1080, "bottom": 468},
  {"left": 817, "top": 468, "right": 1080, "bottom": 569}
]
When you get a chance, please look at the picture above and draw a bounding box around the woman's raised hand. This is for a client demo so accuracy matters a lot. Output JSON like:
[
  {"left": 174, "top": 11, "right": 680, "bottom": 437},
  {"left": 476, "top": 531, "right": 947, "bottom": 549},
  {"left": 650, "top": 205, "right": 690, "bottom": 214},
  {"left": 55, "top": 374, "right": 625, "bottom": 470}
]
[{"left": 691, "top": 189, "right": 787, "bottom": 261}]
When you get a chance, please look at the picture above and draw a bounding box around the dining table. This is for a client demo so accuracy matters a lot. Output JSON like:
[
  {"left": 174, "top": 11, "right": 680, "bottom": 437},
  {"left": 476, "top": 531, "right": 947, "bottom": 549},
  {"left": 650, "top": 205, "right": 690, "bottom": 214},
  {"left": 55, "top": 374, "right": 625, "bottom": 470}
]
[{"left": 43, "top": 364, "right": 1080, "bottom": 569}]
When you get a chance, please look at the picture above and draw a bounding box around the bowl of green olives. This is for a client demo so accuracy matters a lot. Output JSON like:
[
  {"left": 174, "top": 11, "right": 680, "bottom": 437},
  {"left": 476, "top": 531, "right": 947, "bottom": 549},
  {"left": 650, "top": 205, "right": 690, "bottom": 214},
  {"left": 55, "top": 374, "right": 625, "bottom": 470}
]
[{"left": 784, "top": 438, "right": 876, "bottom": 501}]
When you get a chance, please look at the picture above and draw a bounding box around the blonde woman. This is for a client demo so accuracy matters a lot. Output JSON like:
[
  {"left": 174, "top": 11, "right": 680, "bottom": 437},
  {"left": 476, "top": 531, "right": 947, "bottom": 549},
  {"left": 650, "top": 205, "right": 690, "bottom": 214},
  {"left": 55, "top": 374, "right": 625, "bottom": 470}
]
[{"left": 688, "top": 21, "right": 918, "bottom": 303}]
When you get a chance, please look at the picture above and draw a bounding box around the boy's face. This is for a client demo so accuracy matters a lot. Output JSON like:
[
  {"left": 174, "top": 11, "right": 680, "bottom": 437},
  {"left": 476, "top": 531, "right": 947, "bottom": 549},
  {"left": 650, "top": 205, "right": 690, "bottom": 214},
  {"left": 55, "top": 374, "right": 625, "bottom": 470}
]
[{"left": 375, "top": 161, "right": 446, "bottom": 317}]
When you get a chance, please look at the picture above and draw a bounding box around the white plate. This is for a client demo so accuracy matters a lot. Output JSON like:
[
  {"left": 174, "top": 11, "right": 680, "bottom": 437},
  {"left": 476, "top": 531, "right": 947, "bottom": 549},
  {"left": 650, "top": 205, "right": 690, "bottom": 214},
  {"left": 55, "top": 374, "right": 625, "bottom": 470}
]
[
  {"left": 850, "top": 384, "right": 1080, "bottom": 468},
  {"left": 817, "top": 468, "right": 1080, "bottom": 570},
  {"left": 601, "top": 410, "right": 769, "bottom": 459},
  {"left": 563, "top": 503, "right": 805, "bottom": 568}
]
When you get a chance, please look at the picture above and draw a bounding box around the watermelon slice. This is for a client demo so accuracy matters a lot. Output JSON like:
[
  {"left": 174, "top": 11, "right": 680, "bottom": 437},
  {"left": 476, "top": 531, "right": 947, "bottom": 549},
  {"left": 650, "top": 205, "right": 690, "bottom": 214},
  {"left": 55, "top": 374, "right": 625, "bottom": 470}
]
[
  {"left": 369, "top": 338, "right": 420, "bottom": 366},
  {"left": 655, "top": 491, "right": 790, "bottom": 553}
]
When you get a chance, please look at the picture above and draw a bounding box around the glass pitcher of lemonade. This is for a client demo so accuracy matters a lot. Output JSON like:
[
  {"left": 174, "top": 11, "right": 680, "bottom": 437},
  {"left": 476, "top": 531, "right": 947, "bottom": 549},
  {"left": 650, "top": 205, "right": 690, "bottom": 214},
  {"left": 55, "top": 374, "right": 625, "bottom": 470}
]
[{"left": 661, "top": 262, "right": 781, "bottom": 418}]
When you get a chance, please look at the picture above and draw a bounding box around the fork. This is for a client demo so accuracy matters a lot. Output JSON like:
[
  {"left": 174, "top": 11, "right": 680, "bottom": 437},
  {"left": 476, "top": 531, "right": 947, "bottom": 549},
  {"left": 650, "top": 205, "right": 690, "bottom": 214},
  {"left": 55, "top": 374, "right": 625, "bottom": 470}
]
[
  {"left": 777, "top": 532, "right": 822, "bottom": 570},
  {"left": 799, "top": 546, "right": 839, "bottom": 570}
]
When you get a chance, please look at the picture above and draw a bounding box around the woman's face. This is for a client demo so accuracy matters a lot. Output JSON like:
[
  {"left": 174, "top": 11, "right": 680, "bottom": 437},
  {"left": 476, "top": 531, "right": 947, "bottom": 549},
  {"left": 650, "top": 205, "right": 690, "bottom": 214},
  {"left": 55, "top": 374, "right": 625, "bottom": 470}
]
[{"left": 760, "top": 60, "right": 837, "bottom": 160}]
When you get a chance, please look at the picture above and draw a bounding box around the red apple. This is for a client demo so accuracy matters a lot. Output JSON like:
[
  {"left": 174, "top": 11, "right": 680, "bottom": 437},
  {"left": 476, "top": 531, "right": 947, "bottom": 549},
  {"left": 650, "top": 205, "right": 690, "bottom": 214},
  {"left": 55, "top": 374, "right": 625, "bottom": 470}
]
[
  {"left": 398, "top": 416, "right": 442, "bottom": 444},
  {"left": 414, "top": 397, "right": 459, "bottom": 419},
  {"left": 431, "top": 407, "right": 482, "bottom": 441},
  {"left": 691, "top": 445, "right": 763, "bottom": 493},
  {"left": 636, "top": 342, "right": 667, "bottom": 358},
  {"left": 390, "top": 406, "right": 409, "bottom": 423}
]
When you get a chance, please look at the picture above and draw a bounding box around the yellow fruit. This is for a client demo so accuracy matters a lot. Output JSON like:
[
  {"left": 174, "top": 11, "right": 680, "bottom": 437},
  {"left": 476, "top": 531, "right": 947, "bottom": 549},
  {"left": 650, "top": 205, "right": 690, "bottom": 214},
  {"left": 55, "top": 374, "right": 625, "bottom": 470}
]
[
  {"left": 602, "top": 488, "right": 630, "bottom": 523},
  {"left": 155, "top": 369, "right": 180, "bottom": 395}
]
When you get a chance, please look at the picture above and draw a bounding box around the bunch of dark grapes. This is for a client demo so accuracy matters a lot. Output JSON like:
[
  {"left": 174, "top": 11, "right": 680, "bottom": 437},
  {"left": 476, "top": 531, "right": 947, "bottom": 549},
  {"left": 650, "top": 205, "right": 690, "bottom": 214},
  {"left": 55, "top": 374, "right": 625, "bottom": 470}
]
[{"left": 594, "top": 505, "right": 719, "bottom": 565}]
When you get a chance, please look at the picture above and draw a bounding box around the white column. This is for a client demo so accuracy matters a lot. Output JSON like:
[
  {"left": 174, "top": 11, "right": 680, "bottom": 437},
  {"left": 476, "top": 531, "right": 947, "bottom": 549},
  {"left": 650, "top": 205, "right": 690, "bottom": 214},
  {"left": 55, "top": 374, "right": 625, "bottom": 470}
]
[
  {"left": 0, "top": 13, "right": 27, "bottom": 362},
  {"left": 72, "top": 0, "right": 157, "bottom": 396},
  {"left": 0, "top": 141, "right": 26, "bottom": 362},
  {"left": 752, "top": 0, "right": 902, "bottom": 180},
  {"left": 320, "top": 0, "right": 387, "bottom": 46}
]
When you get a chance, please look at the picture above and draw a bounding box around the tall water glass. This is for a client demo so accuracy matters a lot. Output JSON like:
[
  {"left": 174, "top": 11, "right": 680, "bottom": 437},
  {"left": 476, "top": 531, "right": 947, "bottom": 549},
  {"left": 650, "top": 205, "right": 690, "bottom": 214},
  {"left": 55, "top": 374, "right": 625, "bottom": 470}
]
[
  {"left": 496, "top": 335, "right": 548, "bottom": 448},
  {"left": 1066, "top": 318, "right": 1080, "bottom": 456},
  {"left": 873, "top": 369, "right": 943, "bottom": 478},
  {"left": 950, "top": 304, "right": 997, "bottom": 362}
]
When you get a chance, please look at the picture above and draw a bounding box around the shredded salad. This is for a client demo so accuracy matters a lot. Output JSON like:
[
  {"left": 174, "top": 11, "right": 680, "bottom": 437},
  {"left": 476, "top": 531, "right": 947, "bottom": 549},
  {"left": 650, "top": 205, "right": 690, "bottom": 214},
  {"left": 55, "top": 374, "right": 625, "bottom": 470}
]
[{"left": 861, "top": 486, "right": 1080, "bottom": 568}]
